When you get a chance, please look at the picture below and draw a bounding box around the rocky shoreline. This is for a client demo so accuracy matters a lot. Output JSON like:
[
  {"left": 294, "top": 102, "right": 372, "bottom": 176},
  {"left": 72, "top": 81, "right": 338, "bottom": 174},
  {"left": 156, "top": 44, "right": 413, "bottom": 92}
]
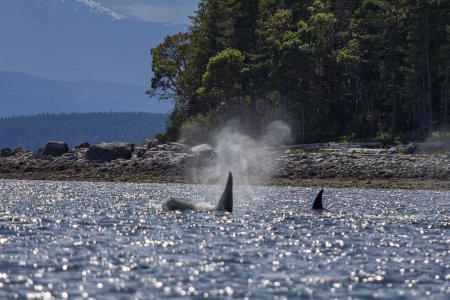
[{"left": 0, "top": 140, "right": 449, "bottom": 189}]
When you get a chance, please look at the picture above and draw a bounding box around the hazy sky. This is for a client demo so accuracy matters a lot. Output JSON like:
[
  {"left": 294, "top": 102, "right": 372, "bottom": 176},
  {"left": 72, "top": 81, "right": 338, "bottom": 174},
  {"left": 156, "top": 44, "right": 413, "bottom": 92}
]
[{"left": 97, "top": 0, "right": 199, "bottom": 23}]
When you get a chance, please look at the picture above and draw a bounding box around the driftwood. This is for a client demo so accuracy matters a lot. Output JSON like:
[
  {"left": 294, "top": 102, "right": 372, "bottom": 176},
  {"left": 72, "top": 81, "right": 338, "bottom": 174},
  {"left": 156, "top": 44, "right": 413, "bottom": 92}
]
[
  {"left": 346, "top": 148, "right": 387, "bottom": 155},
  {"left": 269, "top": 141, "right": 450, "bottom": 154},
  {"left": 267, "top": 142, "right": 382, "bottom": 152}
]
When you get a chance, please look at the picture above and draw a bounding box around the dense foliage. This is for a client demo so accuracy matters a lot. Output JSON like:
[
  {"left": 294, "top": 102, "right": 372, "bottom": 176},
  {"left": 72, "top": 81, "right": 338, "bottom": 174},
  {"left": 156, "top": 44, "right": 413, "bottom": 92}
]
[
  {"left": 149, "top": 0, "right": 449, "bottom": 144},
  {"left": 0, "top": 112, "right": 168, "bottom": 150}
]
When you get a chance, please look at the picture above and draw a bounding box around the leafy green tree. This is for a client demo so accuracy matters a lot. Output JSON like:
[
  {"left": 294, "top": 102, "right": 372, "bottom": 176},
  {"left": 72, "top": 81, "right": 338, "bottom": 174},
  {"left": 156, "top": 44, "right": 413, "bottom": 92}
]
[
  {"left": 198, "top": 48, "right": 248, "bottom": 116},
  {"left": 148, "top": 0, "right": 450, "bottom": 143},
  {"left": 147, "top": 33, "right": 190, "bottom": 102},
  {"left": 147, "top": 33, "right": 191, "bottom": 141},
  {"left": 349, "top": 0, "right": 409, "bottom": 137},
  {"left": 257, "top": 8, "right": 310, "bottom": 140},
  {"left": 187, "top": 0, "right": 225, "bottom": 94},
  {"left": 222, "top": 0, "right": 259, "bottom": 54}
]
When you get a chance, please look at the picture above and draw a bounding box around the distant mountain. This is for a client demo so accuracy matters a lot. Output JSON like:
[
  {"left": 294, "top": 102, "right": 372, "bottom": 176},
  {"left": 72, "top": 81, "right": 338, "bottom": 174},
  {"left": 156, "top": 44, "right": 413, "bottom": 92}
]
[
  {"left": 0, "top": 71, "right": 172, "bottom": 117},
  {"left": 0, "top": 112, "right": 168, "bottom": 151},
  {"left": 0, "top": 0, "right": 187, "bottom": 86}
]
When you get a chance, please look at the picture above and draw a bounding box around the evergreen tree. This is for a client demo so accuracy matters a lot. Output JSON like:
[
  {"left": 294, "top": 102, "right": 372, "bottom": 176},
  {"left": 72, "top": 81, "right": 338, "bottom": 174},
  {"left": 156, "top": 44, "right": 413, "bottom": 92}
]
[{"left": 148, "top": 0, "right": 450, "bottom": 144}]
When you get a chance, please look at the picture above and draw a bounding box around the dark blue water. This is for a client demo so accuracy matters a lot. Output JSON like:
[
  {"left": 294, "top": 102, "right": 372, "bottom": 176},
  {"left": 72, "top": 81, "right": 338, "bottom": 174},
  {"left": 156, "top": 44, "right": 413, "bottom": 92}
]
[{"left": 0, "top": 179, "right": 448, "bottom": 299}]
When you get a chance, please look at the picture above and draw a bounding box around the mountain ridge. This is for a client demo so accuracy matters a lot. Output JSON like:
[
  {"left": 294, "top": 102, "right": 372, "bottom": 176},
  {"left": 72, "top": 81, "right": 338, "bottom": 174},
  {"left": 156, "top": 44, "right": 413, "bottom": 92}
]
[
  {"left": 0, "top": 0, "right": 187, "bottom": 86},
  {"left": 0, "top": 71, "right": 172, "bottom": 117}
]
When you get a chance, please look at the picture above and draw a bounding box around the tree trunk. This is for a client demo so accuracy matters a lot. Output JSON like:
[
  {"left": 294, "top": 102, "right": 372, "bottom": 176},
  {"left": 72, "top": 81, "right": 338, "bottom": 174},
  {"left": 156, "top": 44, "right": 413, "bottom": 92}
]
[
  {"left": 301, "top": 106, "right": 305, "bottom": 143},
  {"left": 422, "top": 75, "right": 427, "bottom": 137},
  {"left": 442, "top": 73, "right": 449, "bottom": 138},
  {"left": 391, "top": 75, "right": 398, "bottom": 136},
  {"left": 440, "top": 88, "right": 444, "bottom": 137},
  {"left": 425, "top": 12, "right": 433, "bottom": 137},
  {"left": 391, "top": 1, "right": 399, "bottom": 136}
]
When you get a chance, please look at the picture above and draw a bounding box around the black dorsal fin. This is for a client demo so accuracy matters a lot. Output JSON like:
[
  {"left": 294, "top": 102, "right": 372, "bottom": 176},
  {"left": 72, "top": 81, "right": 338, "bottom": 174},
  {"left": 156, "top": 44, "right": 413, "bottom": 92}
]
[
  {"left": 311, "top": 189, "right": 324, "bottom": 210},
  {"left": 215, "top": 172, "right": 233, "bottom": 213}
]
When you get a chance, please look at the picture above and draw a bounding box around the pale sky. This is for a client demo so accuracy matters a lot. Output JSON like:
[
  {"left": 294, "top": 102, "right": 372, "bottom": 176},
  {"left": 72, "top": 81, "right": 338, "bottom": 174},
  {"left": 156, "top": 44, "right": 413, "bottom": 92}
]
[{"left": 97, "top": 0, "right": 199, "bottom": 23}]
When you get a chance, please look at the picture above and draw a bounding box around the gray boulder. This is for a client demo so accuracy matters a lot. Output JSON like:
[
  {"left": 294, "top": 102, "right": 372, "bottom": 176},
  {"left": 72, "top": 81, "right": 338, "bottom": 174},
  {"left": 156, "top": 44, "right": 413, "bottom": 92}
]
[
  {"left": 183, "top": 144, "right": 215, "bottom": 167},
  {"left": 404, "top": 143, "right": 417, "bottom": 155},
  {"left": 0, "top": 147, "right": 14, "bottom": 157},
  {"left": 75, "top": 142, "right": 90, "bottom": 149},
  {"left": 33, "top": 148, "right": 44, "bottom": 159},
  {"left": 153, "top": 142, "right": 189, "bottom": 153},
  {"left": 447, "top": 152, "right": 450, "bottom": 159},
  {"left": 191, "top": 144, "right": 214, "bottom": 158},
  {"left": 387, "top": 147, "right": 398, "bottom": 154},
  {"left": 14, "top": 147, "right": 26, "bottom": 155},
  {"left": 131, "top": 147, "right": 147, "bottom": 159},
  {"left": 43, "top": 141, "right": 70, "bottom": 157},
  {"left": 145, "top": 139, "right": 161, "bottom": 150},
  {"left": 86, "top": 142, "right": 134, "bottom": 161},
  {"left": 169, "top": 142, "right": 190, "bottom": 152}
]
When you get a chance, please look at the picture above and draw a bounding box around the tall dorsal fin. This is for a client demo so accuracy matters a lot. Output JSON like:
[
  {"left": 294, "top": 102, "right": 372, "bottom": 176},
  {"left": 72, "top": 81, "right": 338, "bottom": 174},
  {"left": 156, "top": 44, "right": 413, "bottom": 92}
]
[
  {"left": 311, "top": 189, "right": 324, "bottom": 210},
  {"left": 215, "top": 172, "right": 233, "bottom": 213}
]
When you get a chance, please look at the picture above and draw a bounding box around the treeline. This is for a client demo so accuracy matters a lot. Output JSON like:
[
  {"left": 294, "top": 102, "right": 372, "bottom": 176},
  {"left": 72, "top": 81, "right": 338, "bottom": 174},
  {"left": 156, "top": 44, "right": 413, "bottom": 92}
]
[
  {"left": 149, "top": 0, "right": 449, "bottom": 144},
  {"left": 0, "top": 112, "right": 168, "bottom": 150}
]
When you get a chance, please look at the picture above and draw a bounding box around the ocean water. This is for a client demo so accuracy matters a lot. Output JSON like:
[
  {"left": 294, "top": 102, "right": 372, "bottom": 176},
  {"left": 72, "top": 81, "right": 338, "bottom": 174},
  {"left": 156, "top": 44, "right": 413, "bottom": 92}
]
[{"left": 0, "top": 179, "right": 448, "bottom": 299}]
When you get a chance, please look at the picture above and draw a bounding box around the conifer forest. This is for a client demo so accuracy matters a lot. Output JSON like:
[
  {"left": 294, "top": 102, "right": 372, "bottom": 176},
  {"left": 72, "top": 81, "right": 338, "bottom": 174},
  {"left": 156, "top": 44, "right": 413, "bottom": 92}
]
[{"left": 149, "top": 0, "right": 449, "bottom": 144}]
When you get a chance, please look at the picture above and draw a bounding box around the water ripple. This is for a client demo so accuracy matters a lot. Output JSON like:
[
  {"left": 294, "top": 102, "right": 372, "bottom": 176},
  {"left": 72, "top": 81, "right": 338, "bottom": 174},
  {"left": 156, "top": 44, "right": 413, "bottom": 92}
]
[{"left": 0, "top": 179, "right": 448, "bottom": 299}]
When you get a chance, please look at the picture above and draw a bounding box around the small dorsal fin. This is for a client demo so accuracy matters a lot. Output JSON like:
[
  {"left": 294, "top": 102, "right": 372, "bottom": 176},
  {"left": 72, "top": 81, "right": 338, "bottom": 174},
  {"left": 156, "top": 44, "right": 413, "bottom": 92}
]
[
  {"left": 215, "top": 172, "right": 233, "bottom": 213},
  {"left": 311, "top": 189, "right": 324, "bottom": 210}
]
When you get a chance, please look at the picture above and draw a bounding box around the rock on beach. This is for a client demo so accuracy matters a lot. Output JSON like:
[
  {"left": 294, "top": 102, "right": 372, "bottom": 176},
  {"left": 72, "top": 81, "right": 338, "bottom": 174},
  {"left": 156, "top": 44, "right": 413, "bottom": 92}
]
[
  {"left": 86, "top": 142, "right": 134, "bottom": 161},
  {"left": 0, "top": 141, "right": 449, "bottom": 189}
]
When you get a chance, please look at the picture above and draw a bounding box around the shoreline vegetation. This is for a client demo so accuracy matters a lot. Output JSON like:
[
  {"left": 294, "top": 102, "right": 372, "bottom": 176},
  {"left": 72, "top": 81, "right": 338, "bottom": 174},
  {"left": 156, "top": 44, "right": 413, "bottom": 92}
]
[
  {"left": 0, "top": 140, "right": 449, "bottom": 190},
  {"left": 148, "top": 0, "right": 450, "bottom": 147}
]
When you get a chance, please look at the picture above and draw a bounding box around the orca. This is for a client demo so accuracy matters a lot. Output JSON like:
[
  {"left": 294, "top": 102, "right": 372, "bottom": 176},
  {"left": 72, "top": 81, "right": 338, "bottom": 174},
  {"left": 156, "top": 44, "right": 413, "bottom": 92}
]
[
  {"left": 311, "top": 189, "right": 327, "bottom": 211},
  {"left": 162, "top": 172, "right": 233, "bottom": 213}
]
